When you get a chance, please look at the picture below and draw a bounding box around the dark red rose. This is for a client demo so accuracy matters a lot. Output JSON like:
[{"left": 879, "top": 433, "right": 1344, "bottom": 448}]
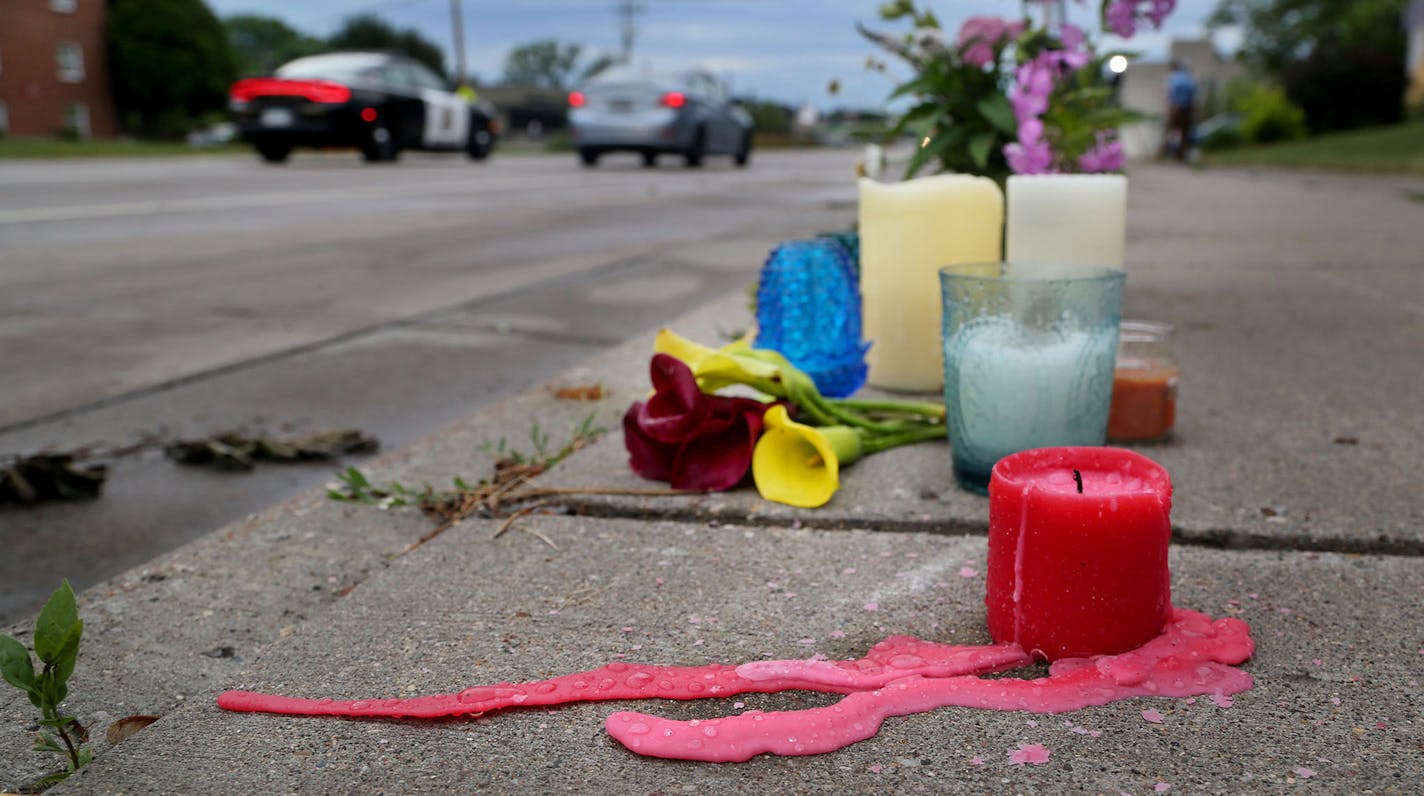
[{"left": 624, "top": 354, "right": 769, "bottom": 491}]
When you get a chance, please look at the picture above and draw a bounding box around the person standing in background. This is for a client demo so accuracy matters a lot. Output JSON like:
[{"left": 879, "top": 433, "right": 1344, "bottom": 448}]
[{"left": 1160, "top": 60, "right": 1197, "bottom": 162}]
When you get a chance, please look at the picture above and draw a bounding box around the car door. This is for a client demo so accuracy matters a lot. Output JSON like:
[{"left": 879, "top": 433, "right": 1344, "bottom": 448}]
[
  {"left": 406, "top": 61, "right": 469, "bottom": 150},
  {"left": 692, "top": 73, "right": 736, "bottom": 153},
  {"left": 377, "top": 62, "right": 426, "bottom": 147}
]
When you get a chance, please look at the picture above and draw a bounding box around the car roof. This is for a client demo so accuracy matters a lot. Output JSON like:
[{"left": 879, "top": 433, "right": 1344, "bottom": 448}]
[
  {"left": 582, "top": 65, "right": 713, "bottom": 86},
  {"left": 277, "top": 52, "right": 396, "bottom": 73}
]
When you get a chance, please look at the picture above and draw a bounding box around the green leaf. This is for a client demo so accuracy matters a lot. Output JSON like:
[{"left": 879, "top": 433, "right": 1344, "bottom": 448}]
[
  {"left": 40, "top": 668, "right": 67, "bottom": 706},
  {"left": 969, "top": 131, "right": 995, "bottom": 169},
  {"left": 976, "top": 95, "right": 1017, "bottom": 135},
  {"left": 34, "top": 768, "right": 73, "bottom": 786},
  {"left": 34, "top": 580, "right": 79, "bottom": 665},
  {"left": 51, "top": 620, "right": 83, "bottom": 685},
  {"left": 0, "top": 634, "right": 38, "bottom": 692},
  {"left": 32, "top": 732, "right": 65, "bottom": 754}
]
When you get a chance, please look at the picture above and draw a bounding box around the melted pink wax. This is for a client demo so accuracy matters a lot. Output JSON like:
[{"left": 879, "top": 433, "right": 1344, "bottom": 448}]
[
  {"left": 218, "top": 607, "right": 1252, "bottom": 764},
  {"left": 216, "top": 635, "right": 1030, "bottom": 718},
  {"left": 605, "top": 608, "right": 1252, "bottom": 762}
]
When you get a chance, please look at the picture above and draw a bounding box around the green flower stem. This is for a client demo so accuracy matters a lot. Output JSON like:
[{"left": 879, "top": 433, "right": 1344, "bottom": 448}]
[
  {"left": 859, "top": 423, "right": 947, "bottom": 455},
  {"left": 830, "top": 397, "right": 946, "bottom": 421},
  {"left": 44, "top": 703, "right": 82, "bottom": 772}
]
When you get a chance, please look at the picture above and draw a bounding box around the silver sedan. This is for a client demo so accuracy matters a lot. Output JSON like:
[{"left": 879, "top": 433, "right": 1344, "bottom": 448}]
[{"left": 568, "top": 67, "right": 754, "bottom": 168}]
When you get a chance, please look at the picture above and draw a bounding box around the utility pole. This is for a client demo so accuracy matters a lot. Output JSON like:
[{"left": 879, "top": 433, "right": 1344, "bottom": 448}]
[
  {"left": 615, "top": 0, "right": 645, "bottom": 63},
  {"left": 450, "top": 0, "right": 468, "bottom": 88}
]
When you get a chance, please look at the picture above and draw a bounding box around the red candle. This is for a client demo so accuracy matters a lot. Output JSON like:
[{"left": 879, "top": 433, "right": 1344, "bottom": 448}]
[{"left": 986, "top": 447, "right": 1172, "bottom": 660}]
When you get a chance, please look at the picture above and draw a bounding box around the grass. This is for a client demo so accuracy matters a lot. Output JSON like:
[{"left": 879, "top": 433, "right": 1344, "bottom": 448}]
[
  {"left": 1205, "top": 122, "right": 1424, "bottom": 175},
  {"left": 0, "top": 137, "right": 246, "bottom": 159}
]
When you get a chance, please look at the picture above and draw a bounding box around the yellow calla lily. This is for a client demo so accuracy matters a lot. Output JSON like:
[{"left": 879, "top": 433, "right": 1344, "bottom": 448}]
[
  {"left": 752, "top": 405, "right": 863, "bottom": 509},
  {"left": 654, "top": 328, "right": 787, "bottom": 397}
]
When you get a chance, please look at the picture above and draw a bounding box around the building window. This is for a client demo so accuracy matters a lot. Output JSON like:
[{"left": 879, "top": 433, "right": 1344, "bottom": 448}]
[
  {"left": 0, "top": 101, "right": 9, "bottom": 136},
  {"left": 64, "top": 102, "right": 90, "bottom": 139},
  {"left": 51, "top": 0, "right": 79, "bottom": 12},
  {"left": 56, "top": 42, "right": 84, "bottom": 83}
]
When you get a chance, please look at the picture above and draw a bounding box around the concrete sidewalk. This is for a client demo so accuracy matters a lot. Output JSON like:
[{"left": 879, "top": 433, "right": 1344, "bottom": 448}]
[{"left": 3, "top": 164, "right": 1423, "bottom": 793}]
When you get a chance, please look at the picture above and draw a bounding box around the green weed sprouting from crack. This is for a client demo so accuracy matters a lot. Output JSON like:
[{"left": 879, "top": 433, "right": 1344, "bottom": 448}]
[
  {"left": 328, "top": 413, "right": 609, "bottom": 515},
  {"left": 0, "top": 580, "right": 92, "bottom": 789}
]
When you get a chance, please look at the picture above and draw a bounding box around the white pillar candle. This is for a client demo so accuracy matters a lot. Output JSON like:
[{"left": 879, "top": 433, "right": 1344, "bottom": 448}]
[
  {"left": 859, "top": 175, "right": 1003, "bottom": 393},
  {"left": 1006, "top": 175, "right": 1127, "bottom": 274}
]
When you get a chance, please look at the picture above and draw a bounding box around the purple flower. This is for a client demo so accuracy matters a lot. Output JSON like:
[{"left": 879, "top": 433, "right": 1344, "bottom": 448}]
[
  {"left": 1005, "top": 140, "right": 1056, "bottom": 175},
  {"left": 1060, "top": 23, "right": 1085, "bottom": 51},
  {"left": 1018, "top": 117, "right": 1045, "bottom": 146},
  {"left": 1106, "top": 0, "right": 1176, "bottom": 39},
  {"left": 1106, "top": 1, "right": 1137, "bottom": 37},
  {"left": 1078, "top": 132, "right": 1126, "bottom": 173},
  {"left": 955, "top": 16, "right": 1025, "bottom": 68},
  {"left": 1147, "top": 0, "right": 1177, "bottom": 28}
]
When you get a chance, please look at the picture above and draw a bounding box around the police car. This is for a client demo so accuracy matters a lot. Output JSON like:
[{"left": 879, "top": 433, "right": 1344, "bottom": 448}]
[{"left": 229, "top": 51, "right": 499, "bottom": 164}]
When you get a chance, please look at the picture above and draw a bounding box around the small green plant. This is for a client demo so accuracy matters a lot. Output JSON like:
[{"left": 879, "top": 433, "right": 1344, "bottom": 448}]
[
  {"left": 476, "top": 412, "right": 606, "bottom": 471},
  {"left": 331, "top": 414, "right": 608, "bottom": 510},
  {"left": 0, "top": 580, "right": 92, "bottom": 786},
  {"left": 326, "top": 466, "right": 424, "bottom": 507},
  {"left": 1228, "top": 80, "right": 1308, "bottom": 145}
]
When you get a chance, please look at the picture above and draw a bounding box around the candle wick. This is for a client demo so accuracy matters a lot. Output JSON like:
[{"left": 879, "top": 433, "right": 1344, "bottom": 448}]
[{"left": 1072, "top": 469, "right": 1083, "bottom": 494}]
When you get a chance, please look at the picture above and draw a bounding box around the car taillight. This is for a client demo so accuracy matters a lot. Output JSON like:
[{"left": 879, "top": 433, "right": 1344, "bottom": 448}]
[
  {"left": 660, "top": 91, "right": 686, "bottom": 109},
  {"left": 360, "top": 107, "right": 378, "bottom": 123},
  {"left": 568, "top": 91, "right": 586, "bottom": 108},
  {"left": 228, "top": 78, "right": 351, "bottom": 104}
]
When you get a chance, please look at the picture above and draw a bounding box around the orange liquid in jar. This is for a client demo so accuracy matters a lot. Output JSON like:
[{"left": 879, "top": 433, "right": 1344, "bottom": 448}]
[{"left": 1107, "top": 359, "right": 1178, "bottom": 441}]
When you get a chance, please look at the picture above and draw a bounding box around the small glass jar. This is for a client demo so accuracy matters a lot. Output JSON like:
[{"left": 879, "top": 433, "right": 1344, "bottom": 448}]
[{"left": 1107, "top": 321, "right": 1179, "bottom": 442}]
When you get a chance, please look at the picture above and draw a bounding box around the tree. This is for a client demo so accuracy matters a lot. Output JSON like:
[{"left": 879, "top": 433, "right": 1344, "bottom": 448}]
[
  {"left": 1209, "top": 0, "right": 1408, "bottom": 131},
  {"left": 502, "top": 40, "right": 613, "bottom": 90},
  {"left": 107, "top": 0, "right": 236, "bottom": 138},
  {"left": 224, "top": 14, "right": 325, "bottom": 77},
  {"left": 328, "top": 14, "right": 446, "bottom": 77}
]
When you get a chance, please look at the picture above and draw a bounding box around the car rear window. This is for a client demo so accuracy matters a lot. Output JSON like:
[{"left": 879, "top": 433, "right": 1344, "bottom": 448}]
[{"left": 583, "top": 79, "right": 667, "bottom": 99}]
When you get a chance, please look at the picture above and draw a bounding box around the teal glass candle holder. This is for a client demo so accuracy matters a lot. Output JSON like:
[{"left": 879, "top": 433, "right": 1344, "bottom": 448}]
[
  {"left": 939, "top": 262, "right": 1126, "bottom": 494},
  {"left": 754, "top": 238, "right": 868, "bottom": 398}
]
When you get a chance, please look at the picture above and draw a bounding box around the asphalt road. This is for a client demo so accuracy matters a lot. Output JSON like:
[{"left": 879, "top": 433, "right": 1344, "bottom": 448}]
[{"left": 0, "top": 146, "right": 860, "bottom": 622}]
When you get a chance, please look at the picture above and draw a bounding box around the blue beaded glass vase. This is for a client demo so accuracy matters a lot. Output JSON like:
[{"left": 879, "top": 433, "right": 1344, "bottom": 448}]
[{"left": 754, "top": 237, "right": 869, "bottom": 398}]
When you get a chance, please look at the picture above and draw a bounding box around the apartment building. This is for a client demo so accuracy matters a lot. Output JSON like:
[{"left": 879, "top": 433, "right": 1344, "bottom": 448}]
[{"left": 0, "top": 0, "right": 119, "bottom": 138}]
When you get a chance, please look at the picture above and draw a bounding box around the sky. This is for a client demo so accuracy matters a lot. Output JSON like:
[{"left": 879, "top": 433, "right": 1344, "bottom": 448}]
[{"left": 206, "top": 0, "right": 1239, "bottom": 109}]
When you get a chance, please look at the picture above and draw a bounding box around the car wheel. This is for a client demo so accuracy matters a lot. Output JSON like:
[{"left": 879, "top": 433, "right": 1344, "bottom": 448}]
[
  {"left": 467, "top": 122, "right": 494, "bottom": 161},
  {"left": 734, "top": 132, "right": 752, "bottom": 167},
  {"left": 361, "top": 124, "right": 399, "bottom": 163},
  {"left": 641, "top": 150, "right": 658, "bottom": 168},
  {"left": 684, "top": 129, "right": 706, "bottom": 168},
  {"left": 579, "top": 147, "right": 600, "bottom": 167},
  {"left": 255, "top": 140, "right": 292, "bottom": 164}
]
